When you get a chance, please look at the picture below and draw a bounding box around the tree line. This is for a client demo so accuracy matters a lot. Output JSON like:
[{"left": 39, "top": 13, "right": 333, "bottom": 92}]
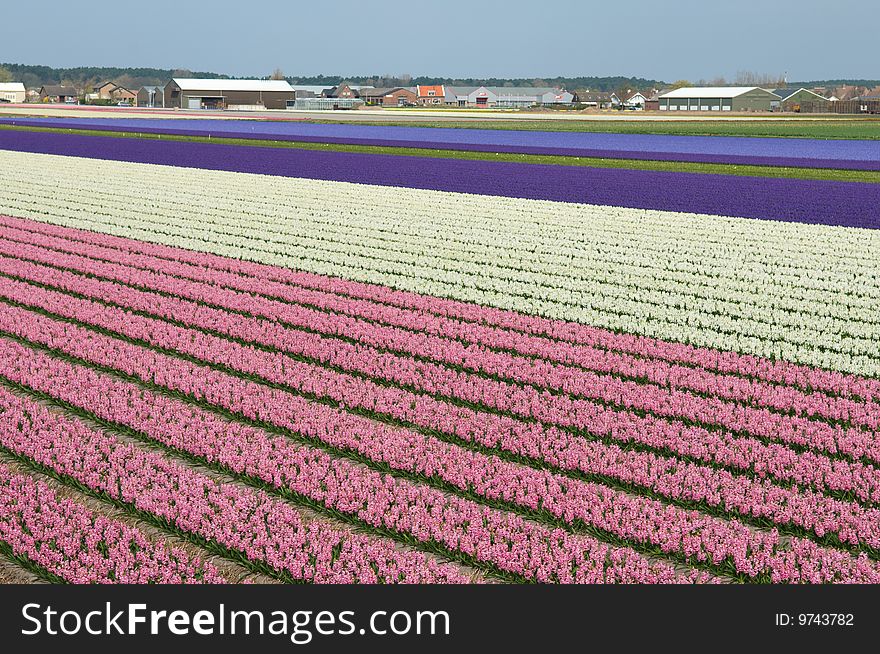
[
  {"left": 0, "top": 63, "right": 227, "bottom": 91},
  {"left": 1, "top": 64, "right": 663, "bottom": 92}
]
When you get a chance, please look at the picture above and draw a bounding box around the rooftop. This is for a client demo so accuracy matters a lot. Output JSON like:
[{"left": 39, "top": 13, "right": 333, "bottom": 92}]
[
  {"left": 40, "top": 85, "right": 78, "bottom": 95},
  {"left": 658, "top": 86, "right": 766, "bottom": 99},
  {"left": 171, "top": 78, "right": 294, "bottom": 92},
  {"left": 416, "top": 85, "right": 445, "bottom": 96}
]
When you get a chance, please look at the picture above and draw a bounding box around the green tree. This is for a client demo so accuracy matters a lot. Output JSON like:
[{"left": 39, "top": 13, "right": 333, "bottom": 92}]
[{"left": 0, "top": 66, "right": 13, "bottom": 83}]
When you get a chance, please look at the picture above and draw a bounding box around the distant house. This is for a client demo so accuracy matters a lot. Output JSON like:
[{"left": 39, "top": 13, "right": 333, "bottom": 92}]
[
  {"left": 137, "top": 85, "right": 164, "bottom": 108},
  {"left": 91, "top": 82, "right": 136, "bottom": 104},
  {"left": 359, "top": 87, "right": 418, "bottom": 107},
  {"left": 573, "top": 90, "right": 614, "bottom": 109},
  {"left": 323, "top": 83, "right": 361, "bottom": 99},
  {"left": 93, "top": 81, "right": 118, "bottom": 99},
  {"left": 833, "top": 85, "right": 866, "bottom": 101},
  {"left": 38, "top": 85, "right": 78, "bottom": 103},
  {"left": 416, "top": 85, "right": 445, "bottom": 105},
  {"left": 164, "top": 78, "right": 295, "bottom": 110},
  {"left": 657, "top": 87, "right": 780, "bottom": 112},
  {"left": 92, "top": 81, "right": 137, "bottom": 103},
  {"left": 771, "top": 87, "right": 828, "bottom": 111},
  {"left": 851, "top": 86, "right": 880, "bottom": 102},
  {"left": 620, "top": 90, "right": 648, "bottom": 109},
  {"left": 0, "top": 82, "right": 26, "bottom": 103}
]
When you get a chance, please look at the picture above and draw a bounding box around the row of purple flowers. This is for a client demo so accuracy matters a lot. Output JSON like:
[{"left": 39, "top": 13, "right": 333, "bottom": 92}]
[
  {"left": 3, "top": 117, "right": 879, "bottom": 169},
  {"left": 0, "top": 130, "right": 878, "bottom": 229}
]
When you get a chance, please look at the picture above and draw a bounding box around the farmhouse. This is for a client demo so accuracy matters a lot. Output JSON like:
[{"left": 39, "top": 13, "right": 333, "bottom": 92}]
[
  {"left": 657, "top": 87, "right": 780, "bottom": 111},
  {"left": 163, "top": 78, "right": 295, "bottom": 110},
  {"left": 38, "top": 85, "right": 78, "bottom": 103},
  {"left": 416, "top": 85, "right": 445, "bottom": 105},
  {"left": 137, "top": 85, "right": 164, "bottom": 107},
  {"left": 92, "top": 81, "right": 137, "bottom": 103},
  {"left": 618, "top": 90, "right": 649, "bottom": 109},
  {"left": 359, "top": 87, "right": 418, "bottom": 106},
  {"left": 0, "top": 82, "right": 26, "bottom": 103},
  {"left": 322, "top": 84, "right": 363, "bottom": 99},
  {"left": 573, "top": 90, "right": 614, "bottom": 108}
]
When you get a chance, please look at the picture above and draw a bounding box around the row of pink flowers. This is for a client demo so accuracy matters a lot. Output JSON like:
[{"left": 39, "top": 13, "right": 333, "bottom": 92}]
[
  {"left": 0, "top": 364, "right": 698, "bottom": 584},
  {"left": 4, "top": 335, "right": 879, "bottom": 582},
  {"left": 3, "top": 223, "right": 878, "bottom": 429},
  {"left": 0, "top": 388, "right": 472, "bottom": 584},
  {"left": 3, "top": 214, "right": 878, "bottom": 403},
  {"left": 2, "top": 298, "right": 880, "bottom": 559},
  {"left": 0, "top": 462, "right": 227, "bottom": 583},
  {"left": 3, "top": 273, "right": 880, "bottom": 510},
  {"left": 3, "top": 236, "right": 877, "bottom": 436},
  {"left": 4, "top": 249, "right": 878, "bottom": 468}
]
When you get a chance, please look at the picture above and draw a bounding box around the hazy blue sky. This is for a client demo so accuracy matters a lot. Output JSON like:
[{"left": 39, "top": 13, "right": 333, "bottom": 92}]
[{"left": 1, "top": 0, "right": 875, "bottom": 81}]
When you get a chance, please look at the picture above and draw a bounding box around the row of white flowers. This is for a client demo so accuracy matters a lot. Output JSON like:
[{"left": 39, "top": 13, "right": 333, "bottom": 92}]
[{"left": 0, "top": 151, "right": 877, "bottom": 377}]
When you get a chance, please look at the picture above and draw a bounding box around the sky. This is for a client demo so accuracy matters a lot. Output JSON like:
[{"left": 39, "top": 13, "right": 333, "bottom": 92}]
[{"left": 1, "top": 0, "right": 876, "bottom": 82}]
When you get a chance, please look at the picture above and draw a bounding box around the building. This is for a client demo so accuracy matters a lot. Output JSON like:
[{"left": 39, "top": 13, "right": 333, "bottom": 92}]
[
  {"left": 771, "top": 87, "right": 828, "bottom": 111},
  {"left": 136, "top": 85, "right": 164, "bottom": 108},
  {"left": 38, "top": 85, "right": 78, "bottom": 103},
  {"left": 803, "top": 99, "right": 880, "bottom": 114},
  {"left": 163, "top": 78, "right": 295, "bottom": 110},
  {"left": 416, "top": 85, "right": 445, "bottom": 105},
  {"left": 0, "top": 82, "right": 26, "bottom": 103},
  {"left": 290, "top": 85, "right": 333, "bottom": 96},
  {"left": 495, "top": 87, "right": 574, "bottom": 107},
  {"left": 573, "top": 90, "right": 614, "bottom": 109},
  {"left": 292, "top": 97, "right": 364, "bottom": 110},
  {"left": 620, "top": 90, "right": 648, "bottom": 109},
  {"left": 644, "top": 93, "right": 661, "bottom": 111},
  {"left": 832, "top": 85, "right": 866, "bottom": 101},
  {"left": 657, "top": 87, "right": 780, "bottom": 112},
  {"left": 444, "top": 86, "right": 573, "bottom": 108},
  {"left": 91, "top": 81, "right": 136, "bottom": 102},
  {"left": 323, "top": 84, "right": 364, "bottom": 99},
  {"left": 291, "top": 84, "right": 376, "bottom": 98},
  {"left": 359, "top": 87, "right": 418, "bottom": 107}
]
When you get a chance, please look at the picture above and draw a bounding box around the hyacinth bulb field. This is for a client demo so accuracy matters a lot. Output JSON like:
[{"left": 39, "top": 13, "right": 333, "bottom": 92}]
[{"left": 0, "top": 116, "right": 878, "bottom": 585}]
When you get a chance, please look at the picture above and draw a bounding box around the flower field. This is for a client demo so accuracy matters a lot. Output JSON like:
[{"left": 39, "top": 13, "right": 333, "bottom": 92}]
[
  {"left": 4, "top": 116, "right": 880, "bottom": 169},
  {"left": 0, "top": 125, "right": 878, "bottom": 584},
  {"left": 1, "top": 130, "right": 879, "bottom": 228}
]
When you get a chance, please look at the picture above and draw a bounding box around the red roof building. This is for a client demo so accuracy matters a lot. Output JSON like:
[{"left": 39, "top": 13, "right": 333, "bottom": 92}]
[{"left": 416, "top": 85, "right": 445, "bottom": 105}]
